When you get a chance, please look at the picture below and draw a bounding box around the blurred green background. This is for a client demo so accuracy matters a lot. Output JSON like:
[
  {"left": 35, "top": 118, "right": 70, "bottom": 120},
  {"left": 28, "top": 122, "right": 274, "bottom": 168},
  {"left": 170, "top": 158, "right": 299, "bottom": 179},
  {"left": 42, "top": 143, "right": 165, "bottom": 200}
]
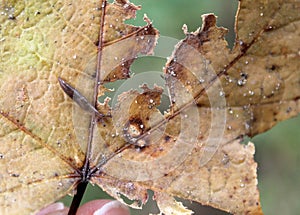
[{"left": 61, "top": 1, "right": 300, "bottom": 214}]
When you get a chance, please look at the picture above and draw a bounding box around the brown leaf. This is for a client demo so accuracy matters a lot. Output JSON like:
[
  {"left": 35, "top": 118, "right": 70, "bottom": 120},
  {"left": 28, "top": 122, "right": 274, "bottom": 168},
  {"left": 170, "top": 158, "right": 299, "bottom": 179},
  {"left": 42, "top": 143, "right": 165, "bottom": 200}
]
[{"left": 95, "top": 1, "right": 299, "bottom": 215}]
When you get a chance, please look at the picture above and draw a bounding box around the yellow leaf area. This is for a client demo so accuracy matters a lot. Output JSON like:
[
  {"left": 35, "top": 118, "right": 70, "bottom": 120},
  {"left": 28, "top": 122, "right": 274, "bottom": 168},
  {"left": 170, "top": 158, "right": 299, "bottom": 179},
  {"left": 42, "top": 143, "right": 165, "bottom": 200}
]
[
  {"left": 0, "top": 0, "right": 157, "bottom": 214},
  {"left": 0, "top": 1, "right": 299, "bottom": 215}
]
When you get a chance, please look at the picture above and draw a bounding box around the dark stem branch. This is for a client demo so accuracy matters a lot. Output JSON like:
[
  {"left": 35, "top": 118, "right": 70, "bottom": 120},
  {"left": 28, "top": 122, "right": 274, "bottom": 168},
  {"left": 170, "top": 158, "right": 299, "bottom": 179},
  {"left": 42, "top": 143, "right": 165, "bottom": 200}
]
[{"left": 68, "top": 181, "right": 89, "bottom": 215}]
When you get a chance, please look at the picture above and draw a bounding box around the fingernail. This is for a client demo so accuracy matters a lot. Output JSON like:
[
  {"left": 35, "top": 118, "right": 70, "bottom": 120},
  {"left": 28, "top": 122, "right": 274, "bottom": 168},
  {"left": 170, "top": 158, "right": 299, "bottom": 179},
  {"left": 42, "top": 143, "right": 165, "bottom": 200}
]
[
  {"left": 93, "top": 201, "right": 130, "bottom": 215},
  {"left": 36, "top": 202, "right": 65, "bottom": 215},
  {"left": 49, "top": 202, "right": 65, "bottom": 211}
]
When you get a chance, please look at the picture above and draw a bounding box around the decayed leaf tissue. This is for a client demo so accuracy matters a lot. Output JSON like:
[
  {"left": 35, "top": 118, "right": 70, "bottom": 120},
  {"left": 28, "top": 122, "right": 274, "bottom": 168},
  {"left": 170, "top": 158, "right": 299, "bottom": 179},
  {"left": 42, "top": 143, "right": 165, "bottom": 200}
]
[{"left": 0, "top": 0, "right": 299, "bottom": 214}]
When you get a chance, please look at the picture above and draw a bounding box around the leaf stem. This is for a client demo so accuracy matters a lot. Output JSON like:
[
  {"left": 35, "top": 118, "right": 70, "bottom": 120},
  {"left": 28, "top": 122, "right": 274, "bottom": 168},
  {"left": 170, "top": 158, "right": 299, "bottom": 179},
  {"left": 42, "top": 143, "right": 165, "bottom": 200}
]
[{"left": 68, "top": 181, "right": 88, "bottom": 215}]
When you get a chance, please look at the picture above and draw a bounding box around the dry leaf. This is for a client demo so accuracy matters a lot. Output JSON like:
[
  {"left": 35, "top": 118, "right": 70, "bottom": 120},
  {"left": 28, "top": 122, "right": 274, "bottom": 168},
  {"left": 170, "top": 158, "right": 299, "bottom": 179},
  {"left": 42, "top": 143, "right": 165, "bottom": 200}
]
[
  {"left": 0, "top": 0, "right": 158, "bottom": 214},
  {"left": 0, "top": 0, "right": 299, "bottom": 215}
]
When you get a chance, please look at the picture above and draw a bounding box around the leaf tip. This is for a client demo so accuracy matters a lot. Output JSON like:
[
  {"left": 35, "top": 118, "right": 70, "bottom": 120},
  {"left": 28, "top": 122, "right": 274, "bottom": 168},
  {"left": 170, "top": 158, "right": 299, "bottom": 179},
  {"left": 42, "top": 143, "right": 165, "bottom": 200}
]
[
  {"left": 201, "top": 13, "right": 217, "bottom": 31},
  {"left": 115, "top": 0, "right": 141, "bottom": 11},
  {"left": 143, "top": 14, "right": 151, "bottom": 24},
  {"left": 182, "top": 24, "right": 188, "bottom": 35}
]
